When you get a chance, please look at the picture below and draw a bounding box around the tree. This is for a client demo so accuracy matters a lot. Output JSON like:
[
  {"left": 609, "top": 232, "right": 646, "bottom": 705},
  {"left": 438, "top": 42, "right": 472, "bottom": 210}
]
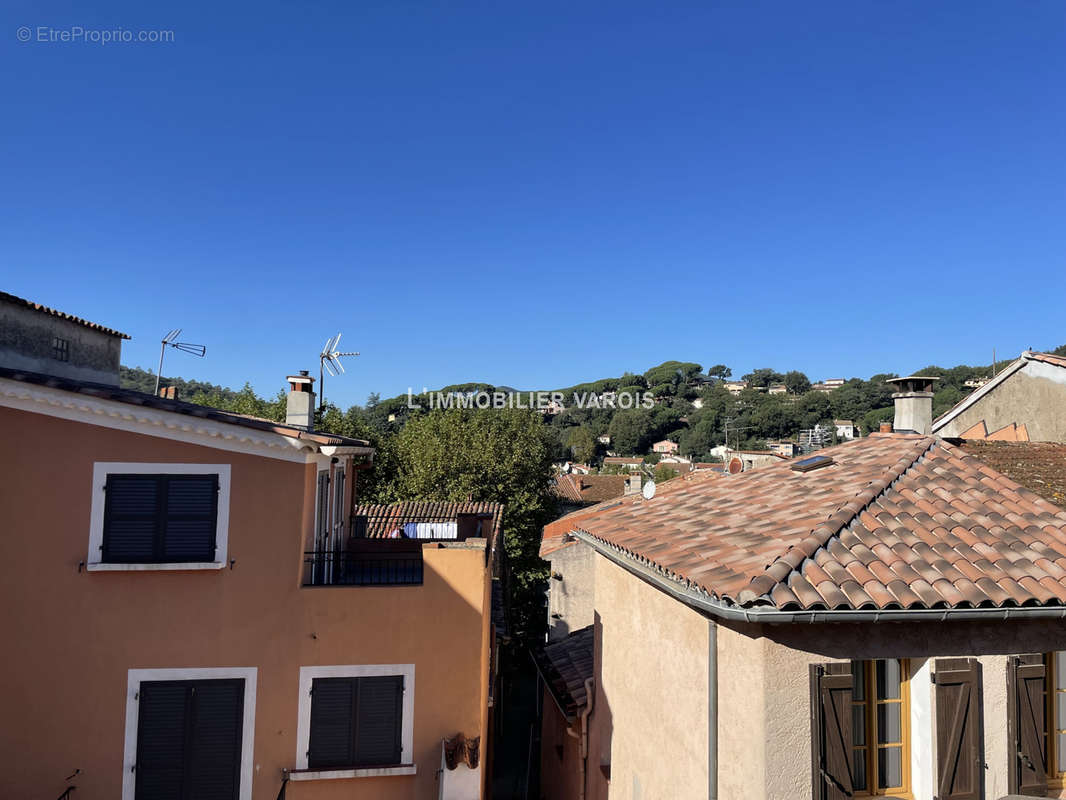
[
  {"left": 706, "top": 364, "right": 732, "bottom": 380},
  {"left": 391, "top": 407, "right": 557, "bottom": 639},
  {"left": 566, "top": 427, "right": 597, "bottom": 464},
  {"left": 365, "top": 392, "right": 381, "bottom": 408},
  {"left": 608, "top": 409, "right": 655, "bottom": 454},
  {"left": 653, "top": 464, "right": 679, "bottom": 483},
  {"left": 783, "top": 370, "right": 811, "bottom": 395},
  {"left": 644, "top": 360, "right": 702, "bottom": 388},
  {"left": 742, "top": 368, "right": 785, "bottom": 389}
]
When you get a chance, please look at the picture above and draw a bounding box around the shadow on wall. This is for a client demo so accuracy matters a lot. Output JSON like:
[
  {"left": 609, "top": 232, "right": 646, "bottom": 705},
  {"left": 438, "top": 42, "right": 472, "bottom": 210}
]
[{"left": 587, "top": 611, "right": 614, "bottom": 800}]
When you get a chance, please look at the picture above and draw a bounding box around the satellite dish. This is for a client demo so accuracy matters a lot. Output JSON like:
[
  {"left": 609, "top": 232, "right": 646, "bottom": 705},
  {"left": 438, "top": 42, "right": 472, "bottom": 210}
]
[
  {"left": 642, "top": 480, "right": 657, "bottom": 500},
  {"left": 728, "top": 456, "right": 744, "bottom": 474}
]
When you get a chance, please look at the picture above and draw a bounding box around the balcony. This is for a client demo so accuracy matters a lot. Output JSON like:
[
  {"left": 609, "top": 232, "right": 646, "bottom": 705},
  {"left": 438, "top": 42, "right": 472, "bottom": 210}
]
[{"left": 303, "top": 540, "right": 423, "bottom": 587}]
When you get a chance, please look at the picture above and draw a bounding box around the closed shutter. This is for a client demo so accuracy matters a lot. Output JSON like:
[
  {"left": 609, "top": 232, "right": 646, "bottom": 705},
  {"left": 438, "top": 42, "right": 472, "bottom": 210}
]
[
  {"left": 136, "top": 679, "right": 243, "bottom": 800},
  {"left": 308, "top": 675, "right": 404, "bottom": 769},
  {"left": 1008, "top": 654, "right": 1048, "bottom": 796},
  {"left": 103, "top": 474, "right": 218, "bottom": 563},
  {"left": 136, "top": 682, "right": 188, "bottom": 800},
  {"left": 933, "top": 658, "right": 982, "bottom": 800},
  {"left": 163, "top": 476, "right": 219, "bottom": 562},
  {"left": 355, "top": 675, "right": 403, "bottom": 766},
  {"left": 308, "top": 678, "right": 356, "bottom": 769},
  {"left": 810, "top": 663, "right": 854, "bottom": 800},
  {"left": 104, "top": 475, "right": 161, "bottom": 562},
  {"left": 186, "top": 680, "right": 244, "bottom": 800}
]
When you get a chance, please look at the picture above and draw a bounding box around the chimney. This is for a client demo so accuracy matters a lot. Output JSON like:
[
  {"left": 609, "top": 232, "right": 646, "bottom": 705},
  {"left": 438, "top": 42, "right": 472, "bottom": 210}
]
[
  {"left": 886, "top": 376, "right": 939, "bottom": 435},
  {"left": 624, "top": 472, "right": 642, "bottom": 496},
  {"left": 158, "top": 385, "right": 178, "bottom": 401},
  {"left": 286, "top": 371, "right": 316, "bottom": 430},
  {"left": 879, "top": 421, "right": 893, "bottom": 434}
]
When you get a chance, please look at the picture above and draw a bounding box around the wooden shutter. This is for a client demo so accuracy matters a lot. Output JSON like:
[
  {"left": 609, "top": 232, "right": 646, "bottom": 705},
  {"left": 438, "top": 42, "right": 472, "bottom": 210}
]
[
  {"left": 136, "top": 681, "right": 188, "bottom": 800},
  {"left": 933, "top": 658, "right": 982, "bottom": 800},
  {"left": 810, "top": 663, "right": 854, "bottom": 800},
  {"left": 104, "top": 475, "right": 161, "bottom": 562},
  {"left": 136, "top": 679, "right": 243, "bottom": 800},
  {"left": 1008, "top": 654, "right": 1048, "bottom": 796},
  {"left": 103, "top": 474, "right": 217, "bottom": 563},
  {"left": 162, "top": 475, "right": 219, "bottom": 562},
  {"left": 355, "top": 675, "right": 404, "bottom": 766},
  {"left": 186, "top": 680, "right": 244, "bottom": 800},
  {"left": 309, "top": 678, "right": 356, "bottom": 769}
]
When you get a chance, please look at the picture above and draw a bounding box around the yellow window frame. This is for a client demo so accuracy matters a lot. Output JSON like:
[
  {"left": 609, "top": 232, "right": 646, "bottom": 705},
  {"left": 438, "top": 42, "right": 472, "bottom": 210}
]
[{"left": 851, "top": 659, "right": 911, "bottom": 798}]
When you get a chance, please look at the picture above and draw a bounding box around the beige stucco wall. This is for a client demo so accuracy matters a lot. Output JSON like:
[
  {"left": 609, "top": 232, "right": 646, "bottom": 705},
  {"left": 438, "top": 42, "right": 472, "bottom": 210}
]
[
  {"left": 546, "top": 544, "right": 596, "bottom": 641},
  {"left": 588, "top": 557, "right": 711, "bottom": 800},
  {"left": 937, "top": 359, "right": 1066, "bottom": 442},
  {"left": 718, "top": 619, "right": 1066, "bottom": 800}
]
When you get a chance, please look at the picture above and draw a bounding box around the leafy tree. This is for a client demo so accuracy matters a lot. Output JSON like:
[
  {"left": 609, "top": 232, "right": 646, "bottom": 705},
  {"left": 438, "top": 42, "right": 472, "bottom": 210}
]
[
  {"left": 644, "top": 360, "right": 702, "bottom": 388},
  {"left": 566, "top": 427, "right": 597, "bottom": 464},
  {"left": 783, "top": 370, "right": 811, "bottom": 395},
  {"left": 391, "top": 407, "right": 557, "bottom": 639},
  {"left": 608, "top": 409, "right": 655, "bottom": 454},
  {"left": 679, "top": 416, "right": 722, "bottom": 459},
  {"left": 653, "top": 464, "right": 679, "bottom": 483},
  {"left": 365, "top": 392, "right": 381, "bottom": 408},
  {"left": 749, "top": 395, "right": 798, "bottom": 439},
  {"left": 706, "top": 364, "right": 732, "bottom": 380},
  {"left": 742, "top": 368, "right": 785, "bottom": 389}
]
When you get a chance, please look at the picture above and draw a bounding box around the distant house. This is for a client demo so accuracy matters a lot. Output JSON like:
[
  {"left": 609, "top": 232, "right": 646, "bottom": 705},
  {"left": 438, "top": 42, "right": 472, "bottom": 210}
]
[
  {"left": 652, "top": 439, "right": 679, "bottom": 454},
  {"left": 723, "top": 380, "right": 747, "bottom": 395},
  {"left": 658, "top": 455, "right": 694, "bottom": 474},
  {"left": 552, "top": 474, "right": 632, "bottom": 510},
  {"left": 691, "top": 397, "right": 704, "bottom": 409},
  {"left": 811, "top": 378, "right": 844, "bottom": 394},
  {"left": 834, "top": 419, "right": 857, "bottom": 439},
  {"left": 933, "top": 350, "right": 1066, "bottom": 443},
  {"left": 597, "top": 434, "right": 611, "bottom": 445},
  {"left": 602, "top": 456, "right": 644, "bottom": 471},
  {"left": 766, "top": 440, "right": 796, "bottom": 458},
  {"left": 767, "top": 383, "right": 787, "bottom": 395}
]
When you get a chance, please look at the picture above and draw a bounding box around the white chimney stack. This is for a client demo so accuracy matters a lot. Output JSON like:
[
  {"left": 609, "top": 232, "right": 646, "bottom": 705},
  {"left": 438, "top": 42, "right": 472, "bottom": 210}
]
[
  {"left": 286, "top": 371, "right": 316, "bottom": 430},
  {"left": 886, "top": 376, "right": 939, "bottom": 435}
]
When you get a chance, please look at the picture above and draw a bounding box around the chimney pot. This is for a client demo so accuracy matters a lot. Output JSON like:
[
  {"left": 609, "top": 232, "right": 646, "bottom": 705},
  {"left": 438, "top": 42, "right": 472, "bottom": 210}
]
[
  {"left": 879, "top": 421, "right": 893, "bottom": 433},
  {"left": 886, "top": 376, "right": 939, "bottom": 435}
]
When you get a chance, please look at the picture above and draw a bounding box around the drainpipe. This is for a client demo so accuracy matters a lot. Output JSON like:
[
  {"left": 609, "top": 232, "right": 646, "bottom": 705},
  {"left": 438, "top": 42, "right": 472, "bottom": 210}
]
[
  {"left": 565, "top": 677, "right": 595, "bottom": 800},
  {"left": 708, "top": 622, "right": 717, "bottom": 800}
]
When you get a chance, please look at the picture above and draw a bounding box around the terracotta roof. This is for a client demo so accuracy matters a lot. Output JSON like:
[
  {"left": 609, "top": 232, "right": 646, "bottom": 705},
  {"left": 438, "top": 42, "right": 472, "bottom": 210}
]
[
  {"left": 352, "top": 500, "right": 503, "bottom": 543},
  {"left": 533, "top": 626, "right": 594, "bottom": 718},
  {"left": 552, "top": 474, "right": 628, "bottom": 506},
  {"left": 603, "top": 457, "right": 643, "bottom": 465},
  {"left": 960, "top": 441, "right": 1066, "bottom": 510},
  {"left": 0, "top": 291, "right": 130, "bottom": 338},
  {"left": 1028, "top": 351, "right": 1066, "bottom": 368},
  {"left": 0, "top": 366, "right": 371, "bottom": 449},
  {"left": 571, "top": 434, "right": 1066, "bottom": 612}
]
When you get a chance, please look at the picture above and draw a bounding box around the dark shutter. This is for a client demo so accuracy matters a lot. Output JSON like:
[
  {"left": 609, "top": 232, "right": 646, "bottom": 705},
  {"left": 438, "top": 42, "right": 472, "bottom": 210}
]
[
  {"left": 308, "top": 675, "right": 404, "bottom": 769},
  {"left": 1008, "top": 654, "right": 1048, "bottom": 796},
  {"left": 103, "top": 474, "right": 217, "bottom": 563},
  {"left": 136, "top": 682, "right": 188, "bottom": 800},
  {"left": 163, "top": 476, "right": 219, "bottom": 562},
  {"left": 104, "top": 475, "right": 161, "bottom": 562},
  {"left": 309, "top": 678, "right": 356, "bottom": 769},
  {"left": 810, "top": 663, "right": 854, "bottom": 800},
  {"left": 186, "top": 680, "right": 244, "bottom": 800},
  {"left": 933, "top": 658, "right": 982, "bottom": 800},
  {"left": 136, "top": 679, "right": 243, "bottom": 800},
  {"left": 355, "top": 675, "right": 403, "bottom": 766}
]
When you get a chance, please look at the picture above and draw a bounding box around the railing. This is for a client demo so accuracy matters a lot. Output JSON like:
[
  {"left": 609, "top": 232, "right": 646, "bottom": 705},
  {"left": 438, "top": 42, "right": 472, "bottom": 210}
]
[{"left": 303, "top": 541, "right": 423, "bottom": 587}]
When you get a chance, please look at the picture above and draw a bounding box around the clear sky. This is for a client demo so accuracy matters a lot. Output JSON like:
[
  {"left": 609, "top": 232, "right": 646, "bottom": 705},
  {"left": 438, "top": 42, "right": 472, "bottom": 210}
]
[{"left": 2, "top": 0, "right": 1063, "bottom": 408}]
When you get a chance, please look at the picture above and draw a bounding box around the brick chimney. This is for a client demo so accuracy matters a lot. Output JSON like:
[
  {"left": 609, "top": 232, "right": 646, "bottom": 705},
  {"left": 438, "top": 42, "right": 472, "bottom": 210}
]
[
  {"left": 286, "top": 371, "right": 315, "bottom": 430},
  {"left": 157, "top": 385, "right": 178, "bottom": 400},
  {"left": 886, "top": 376, "right": 939, "bottom": 435}
]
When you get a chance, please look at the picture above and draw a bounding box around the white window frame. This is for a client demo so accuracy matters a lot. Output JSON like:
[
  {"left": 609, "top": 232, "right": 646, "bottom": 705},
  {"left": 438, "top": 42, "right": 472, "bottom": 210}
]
[
  {"left": 87, "top": 463, "right": 231, "bottom": 571},
  {"left": 292, "top": 663, "right": 416, "bottom": 781},
  {"left": 122, "top": 666, "right": 257, "bottom": 800}
]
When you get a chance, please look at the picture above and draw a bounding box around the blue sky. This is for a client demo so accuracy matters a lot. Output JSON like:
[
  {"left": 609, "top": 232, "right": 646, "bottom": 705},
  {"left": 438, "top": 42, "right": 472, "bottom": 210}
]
[{"left": 2, "top": 0, "right": 1063, "bottom": 407}]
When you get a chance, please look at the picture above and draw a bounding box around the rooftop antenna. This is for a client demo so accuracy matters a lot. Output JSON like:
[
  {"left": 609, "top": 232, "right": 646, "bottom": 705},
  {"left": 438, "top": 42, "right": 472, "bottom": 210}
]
[
  {"left": 154, "top": 329, "right": 207, "bottom": 396},
  {"left": 319, "top": 333, "right": 360, "bottom": 412}
]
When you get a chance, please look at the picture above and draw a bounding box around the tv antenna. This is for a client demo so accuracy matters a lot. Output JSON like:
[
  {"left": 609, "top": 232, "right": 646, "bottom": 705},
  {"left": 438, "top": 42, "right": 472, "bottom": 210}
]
[
  {"left": 319, "top": 333, "right": 360, "bottom": 412},
  {"left": 154, "top": 329, "right": 206, "bottom": 396}
]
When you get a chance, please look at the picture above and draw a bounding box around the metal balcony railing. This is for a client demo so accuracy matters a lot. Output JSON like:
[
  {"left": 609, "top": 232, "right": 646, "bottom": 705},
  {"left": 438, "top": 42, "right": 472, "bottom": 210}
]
[{"left": 303, "top": 543, "right": 424, "bottom": 587}]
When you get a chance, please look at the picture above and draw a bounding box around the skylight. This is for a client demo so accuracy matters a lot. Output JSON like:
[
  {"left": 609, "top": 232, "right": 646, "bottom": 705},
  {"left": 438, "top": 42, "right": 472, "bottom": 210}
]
[{"left": 791, "top": 455, "right": 835, "bottom": 473}]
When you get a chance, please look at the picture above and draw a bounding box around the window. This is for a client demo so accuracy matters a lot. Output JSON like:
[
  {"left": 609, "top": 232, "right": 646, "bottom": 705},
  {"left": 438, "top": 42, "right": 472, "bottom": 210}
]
[
  {"left": 52, "top": 336, "right": 70, "bottom": 361},
  {"left": 123, "top": 668, "right": 257, "bottom": 800},
  {"left": 850, "top": 659, "right": 910, "bottom": 796},
  {"left": 295, "top": 665, "right": 415, "bottom": 779},
  {"left": 88, "top": 464, "right": 231, "bottom": 571}
]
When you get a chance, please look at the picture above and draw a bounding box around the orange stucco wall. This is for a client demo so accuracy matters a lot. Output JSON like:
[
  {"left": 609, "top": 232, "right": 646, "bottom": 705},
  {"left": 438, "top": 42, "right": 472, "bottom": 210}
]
[
  {"left": 0, "top": 406, "right": 491, "bottom": 800},
  {"left": 538, "top": 687, "right": 584, "bottom": 800}
]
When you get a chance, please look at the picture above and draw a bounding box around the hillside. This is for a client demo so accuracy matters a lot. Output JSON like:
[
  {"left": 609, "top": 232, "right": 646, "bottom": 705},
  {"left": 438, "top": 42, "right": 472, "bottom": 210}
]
[{"left": 121, "top": 344, "right": 1066, "bottom": 464}]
